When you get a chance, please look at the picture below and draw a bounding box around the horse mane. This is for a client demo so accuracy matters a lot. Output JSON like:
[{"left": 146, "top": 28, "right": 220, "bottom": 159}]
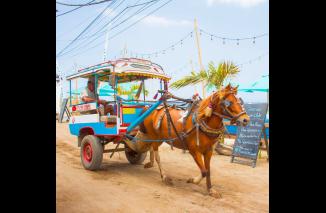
[{"left": 197, "top": 93, "right": 216, "bottom": 121}]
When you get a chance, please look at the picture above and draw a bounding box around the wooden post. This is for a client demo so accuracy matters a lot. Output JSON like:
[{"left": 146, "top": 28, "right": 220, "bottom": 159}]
[
  {"left": 194, "top": 18, "right": 206, "bottom": 98},
  {"left": 190, "top": 59, "right": 198, "bottom": 94},
  {"left": 263, "top": 125, "right": 269, "bottom": 161}
]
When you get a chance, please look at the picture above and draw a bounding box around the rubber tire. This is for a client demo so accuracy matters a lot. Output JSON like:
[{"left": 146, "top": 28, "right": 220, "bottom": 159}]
[
  {"left": 124, "top": 144, "right": 147, "bottom": 164},
  {"left": 80, "top": 135, "right": 103, "bottom": 171}
]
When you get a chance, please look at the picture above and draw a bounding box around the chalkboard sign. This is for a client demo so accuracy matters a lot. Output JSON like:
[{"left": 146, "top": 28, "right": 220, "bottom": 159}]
[
  {"left": 58, "top": 98, "right": 70, "bottom": 123},
  {"left": 231, "top": 103, "right": 268, "bottom": 167}
]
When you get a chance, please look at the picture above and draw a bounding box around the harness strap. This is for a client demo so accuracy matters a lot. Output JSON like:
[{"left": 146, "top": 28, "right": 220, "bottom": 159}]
[{"left": 163, "top": 100, "right": 187, "bottom": 150}]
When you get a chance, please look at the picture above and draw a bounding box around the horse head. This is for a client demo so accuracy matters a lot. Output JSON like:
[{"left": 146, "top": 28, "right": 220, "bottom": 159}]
[{"left": 200, "top": 84, "right": 250, "bottom": 126}]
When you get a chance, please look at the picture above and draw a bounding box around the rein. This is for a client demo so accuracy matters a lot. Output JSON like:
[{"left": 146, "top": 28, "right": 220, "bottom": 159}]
[{"left": 127, "top": 90, "right": 246, "bottom": 149}]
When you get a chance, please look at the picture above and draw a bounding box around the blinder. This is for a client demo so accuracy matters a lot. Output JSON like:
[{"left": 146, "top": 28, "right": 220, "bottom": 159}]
[{"left": 215, "top": 92, "right": 247, "bottom": 124}]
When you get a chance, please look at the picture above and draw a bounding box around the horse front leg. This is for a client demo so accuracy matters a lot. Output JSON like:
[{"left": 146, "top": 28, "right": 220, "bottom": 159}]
[
  {"left": 144, "top": 146, "right": 154, "bottom": 168},
  {"left": 187, "top": 147, "right": 207, "bottom": 185},
  {"left": 204, "top": 149, "right": 222, "bottom": 198}
]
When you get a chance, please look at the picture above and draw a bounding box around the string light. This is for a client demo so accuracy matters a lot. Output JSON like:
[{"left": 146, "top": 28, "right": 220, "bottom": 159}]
[{"left": 129, "top": 29, "right": 267, "bottom": 58}]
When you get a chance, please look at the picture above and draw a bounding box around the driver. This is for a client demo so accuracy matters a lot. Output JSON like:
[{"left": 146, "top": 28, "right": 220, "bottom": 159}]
[{"left": 81, "top": 77, "right": 114, "bottom": 115}]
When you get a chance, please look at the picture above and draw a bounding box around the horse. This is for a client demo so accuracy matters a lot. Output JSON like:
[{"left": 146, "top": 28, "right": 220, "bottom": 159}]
[{"left": 124, "top": 84, "right": 250, "bottom": 198}]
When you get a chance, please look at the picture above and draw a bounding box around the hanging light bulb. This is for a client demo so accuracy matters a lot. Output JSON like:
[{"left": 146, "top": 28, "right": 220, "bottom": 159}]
[
  {"left": 190, "top": 32, "right": 193, "bottom": 37},
  {"left": 253, "top": 37, "right": 256, "bottom": 44},
  {"left": 237, "top": 39, "right": 239, "bottom": 45},
  {"left": 172, "top": 45, "right": 174, "bottom": 50},
  {"left": 180, "top": 40, "right": 183, "bottom": 46},
  {"left": 211, "top": 35, "right": 213, "bottom": 41},
  {"left": 200, "top": 30, "right": 202, "bottom": 36}
]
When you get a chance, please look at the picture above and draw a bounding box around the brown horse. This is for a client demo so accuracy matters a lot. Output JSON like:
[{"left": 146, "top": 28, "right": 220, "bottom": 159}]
[{"left": 124, "top": 84, "right": 250, "bottom": 198}]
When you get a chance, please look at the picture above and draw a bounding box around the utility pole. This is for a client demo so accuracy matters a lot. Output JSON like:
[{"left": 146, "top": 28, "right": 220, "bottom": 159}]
[
  {"left": 123, "top": 43, "right": 127, "bottom": 57},
  {"left": 190, "top": 59, "right": 198, "bottom": 94},
  {"left": 103, "top": 30, "right": 109, "bottom": 62},
  {"left": 73, "top": 62, "right": 78, "bottom": 103},
  {"left": 103, "top": 23, "right": 112, "bottom": 62},
  {"left": 194, "top": 18, "right": 206, "bottom": 98},
  {"left": 56, "top": 61, "right": 63, "bottom": 114}
]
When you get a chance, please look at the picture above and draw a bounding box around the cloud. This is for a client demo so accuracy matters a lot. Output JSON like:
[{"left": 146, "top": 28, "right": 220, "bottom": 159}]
[
  {"left": 207, "top": 0, "right": 266, "bottom": 8},
  {"left": 141, "top": 15, "right": 192, "bottom": 27}
]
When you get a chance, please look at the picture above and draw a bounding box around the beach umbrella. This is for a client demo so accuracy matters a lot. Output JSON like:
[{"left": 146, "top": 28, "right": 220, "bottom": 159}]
[
  {"left": 237, "top": 74, "right": 269, "bottom": 120},
  {"left": 238, "top": 74, "right": 269, "bottom": 93}
]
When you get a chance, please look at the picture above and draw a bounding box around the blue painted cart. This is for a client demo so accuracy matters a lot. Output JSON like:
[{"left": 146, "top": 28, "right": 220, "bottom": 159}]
[{"left": 66, "top": 58, "right": 171, "bottom": 170}]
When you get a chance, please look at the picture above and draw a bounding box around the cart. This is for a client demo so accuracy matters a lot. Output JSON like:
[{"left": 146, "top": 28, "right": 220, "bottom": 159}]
[{"left": 66, "top": 58, "right": 171, "bottom": 170}]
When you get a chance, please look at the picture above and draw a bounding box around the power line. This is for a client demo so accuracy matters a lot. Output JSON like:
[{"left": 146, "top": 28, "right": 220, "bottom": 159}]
[
  {"left": 56, "top": 0, "right": 116, "bottom": 57},
  {"left": 71, "top": 0, "right": 172, "bottom": 58},
  {"left": 75, "top": 0, "right": 161, "bottom": 42},
  {"left": 130, "top": 30, "right": 193, "bottom": 58},
  {"left": 109, "top": 0, "right": 173, "bottom": 40},
  {"left": 57, "top": 0, "right": 160, "bottom": 57},
  {"left": 70, "top": 0, "right": 124, "bottom": 40},
  {"left": 56, "top": 0, "right": 96, "bottom": 18},
  {"left": 57, "top": 0, "right": 164, "bottom": 58},
  {"left": 56, "top": 0, "right": 113, "bottom": 7}
]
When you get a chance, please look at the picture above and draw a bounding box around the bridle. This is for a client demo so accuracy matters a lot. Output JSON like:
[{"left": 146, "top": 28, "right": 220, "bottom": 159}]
[{"left": 211, "top": 91, "right": 247, "bottom": 124}]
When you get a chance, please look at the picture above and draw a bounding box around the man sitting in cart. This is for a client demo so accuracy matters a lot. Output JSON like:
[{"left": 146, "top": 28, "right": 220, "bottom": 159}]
[{"left": 81, "top": 77, "right": 114, "bottom": 115}]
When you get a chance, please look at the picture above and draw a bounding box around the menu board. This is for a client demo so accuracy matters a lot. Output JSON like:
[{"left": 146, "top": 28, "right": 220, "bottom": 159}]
[{"left": 231, "top": 103, "right": 268, "bottom": 167}]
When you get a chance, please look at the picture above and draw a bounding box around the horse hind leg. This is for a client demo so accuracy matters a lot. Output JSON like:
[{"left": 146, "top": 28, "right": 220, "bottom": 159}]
[
  {"left": 153, "top": 146, "right": 173, "bottom": 186},
  {"left": 144, "top": 146, "right": 154, "bottom": 168}
]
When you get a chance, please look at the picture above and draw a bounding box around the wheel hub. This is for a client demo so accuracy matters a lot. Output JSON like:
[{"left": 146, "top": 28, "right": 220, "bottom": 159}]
[{"left": 83, "top": 143, "right": 93, "bottom": 162}]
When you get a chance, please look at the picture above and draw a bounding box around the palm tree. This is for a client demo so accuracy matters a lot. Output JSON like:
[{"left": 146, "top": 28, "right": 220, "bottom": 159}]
[
  {"left": 170, "top": 61, "right": 240, "bottom": 92},
  {"left": 117, "top": 83, "right": 148, "bottom": 99}
]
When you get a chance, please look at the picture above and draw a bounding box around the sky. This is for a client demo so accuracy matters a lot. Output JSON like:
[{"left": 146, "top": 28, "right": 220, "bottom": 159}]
[{"left": 56, "top": 0, "right": 269, "bottom": 102}]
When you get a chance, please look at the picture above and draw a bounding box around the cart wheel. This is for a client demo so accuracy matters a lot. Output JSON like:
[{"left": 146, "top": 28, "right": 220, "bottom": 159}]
[
  {"left": 81, "top": 135, "right": 103, "bottom": 170},
  {"left": 124, "top": 144, "right": 147, "bottom": 164}
]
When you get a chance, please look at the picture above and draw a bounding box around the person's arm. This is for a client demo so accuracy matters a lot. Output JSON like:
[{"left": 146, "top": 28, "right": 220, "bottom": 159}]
[{"left": 81, "top": 96, "right": 96, "bottom": 103}]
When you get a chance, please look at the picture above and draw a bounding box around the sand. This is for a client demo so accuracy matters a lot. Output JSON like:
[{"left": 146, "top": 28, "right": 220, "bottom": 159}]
[{"left": 56, "top": 122, "right": 269, "bottom": 213}]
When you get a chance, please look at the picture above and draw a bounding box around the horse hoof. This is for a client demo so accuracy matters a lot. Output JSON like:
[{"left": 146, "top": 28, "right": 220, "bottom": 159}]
[
  {"left": 162, "top": 176, "right": 173, "bottom": 186},
  {"left": 144, "top": 162, "right": 153, "bottom": 169},
  {"left": 187, "top": 178, "right": 194, "bottom": 183},
  {"left": 209, "top": 189, "right": 222, "bottom": 199}
]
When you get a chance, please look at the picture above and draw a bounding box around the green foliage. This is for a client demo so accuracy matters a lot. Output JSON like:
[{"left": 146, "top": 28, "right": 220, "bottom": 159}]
[
  {"left": 117, "top": 83, "right": 148, "bottom": 99},
  {"left": 170, "top": 61, "right": 240, "bottom": 91}
]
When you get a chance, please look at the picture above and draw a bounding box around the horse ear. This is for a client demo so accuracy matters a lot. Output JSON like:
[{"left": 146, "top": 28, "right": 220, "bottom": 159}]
[{"left": 225, "top": 83, "right": 232, "bottom": 90}]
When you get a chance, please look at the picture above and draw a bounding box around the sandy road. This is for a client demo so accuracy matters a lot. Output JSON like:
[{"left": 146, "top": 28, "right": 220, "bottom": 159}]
[{"left": 56, "top": 122, "right": 268, "bottom": 213}]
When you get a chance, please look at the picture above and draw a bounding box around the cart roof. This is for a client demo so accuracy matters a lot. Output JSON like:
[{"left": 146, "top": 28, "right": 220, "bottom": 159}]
[{"left": 66, "top": 58, "right": 171, "bottom": 83}]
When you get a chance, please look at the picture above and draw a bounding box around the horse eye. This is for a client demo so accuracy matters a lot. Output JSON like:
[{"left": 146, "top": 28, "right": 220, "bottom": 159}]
[{"left": 224, "top": 100, "right": 231, "bottom": 107}]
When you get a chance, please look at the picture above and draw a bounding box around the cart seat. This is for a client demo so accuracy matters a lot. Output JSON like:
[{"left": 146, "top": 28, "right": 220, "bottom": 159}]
[{"left": 100, "top": 115, "right": 117, "bottom": 123}]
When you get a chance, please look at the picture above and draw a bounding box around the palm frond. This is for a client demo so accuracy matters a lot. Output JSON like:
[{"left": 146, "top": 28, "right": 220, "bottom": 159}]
[{"left": 170, "top": 70, "right": 206, "bottom": 89}]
